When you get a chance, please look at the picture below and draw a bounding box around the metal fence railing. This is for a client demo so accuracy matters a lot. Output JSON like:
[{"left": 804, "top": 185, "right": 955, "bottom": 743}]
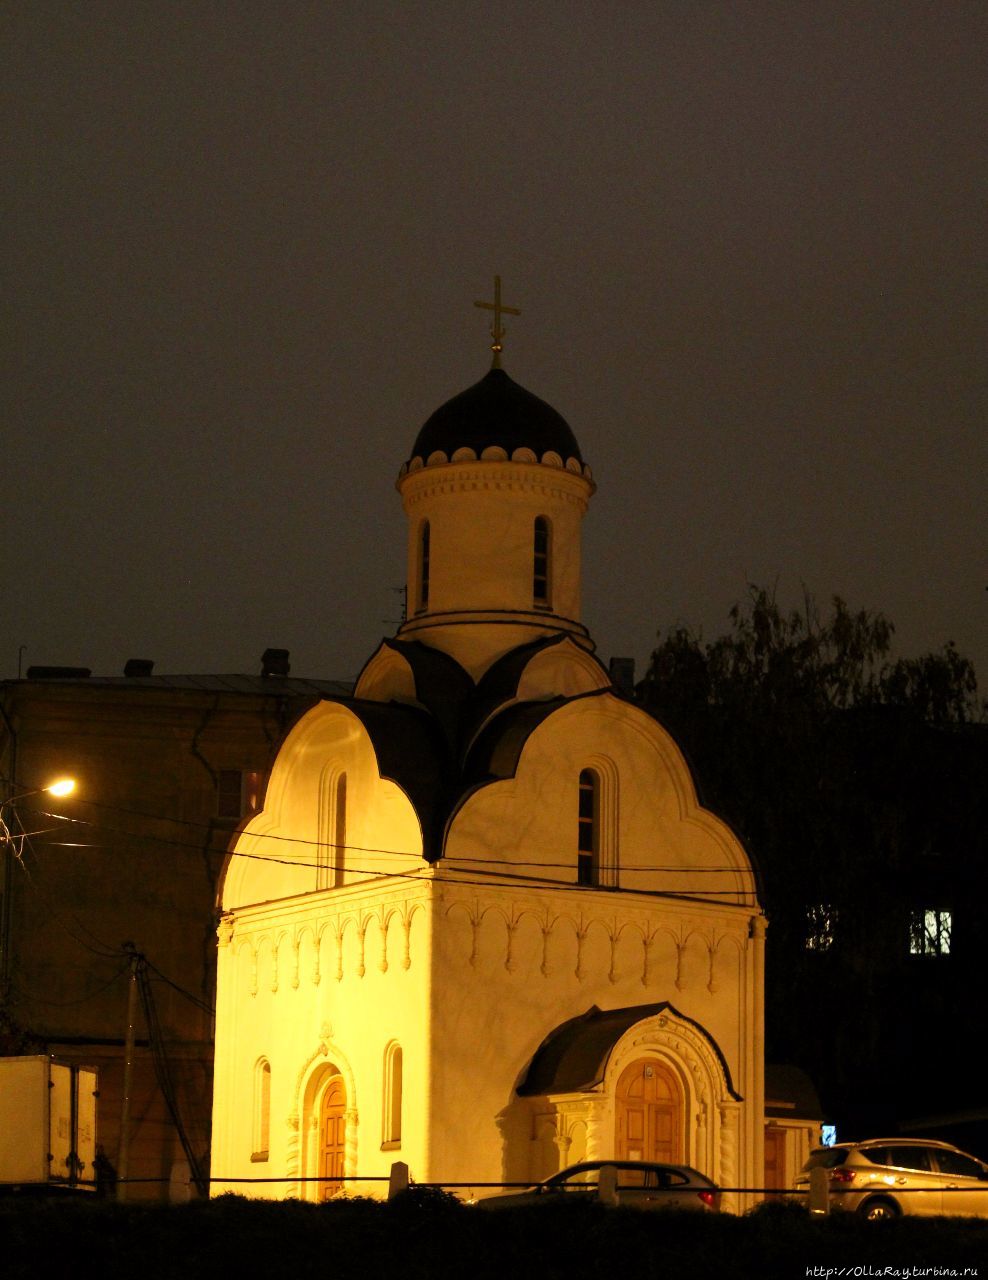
[{"left": 10, "top": 1161, "right": 988, "bottom": 1214}]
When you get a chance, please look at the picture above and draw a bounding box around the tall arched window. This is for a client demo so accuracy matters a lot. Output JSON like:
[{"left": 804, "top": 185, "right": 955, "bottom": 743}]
[
  {"left": 252, "top": 1059, "right": 271, "bottom": 1161},
  {"left": 418, "top": 520, "right": 431, "bottom": 611},
  {"left": 577, "top": 762, "right": 619, "bottom": 888},
  {"left": 577, "top": 768, "right": 599, "bottom": 886},
  {"left": 533, "top": 516, "right": 551, "bottom": 606},
  {"left": 382, "top": 1042, "right": 403, "bottom": 1148},
  {"left": 317, "top": 770, "right": 347, "bottom": 890},
  {"left": 333, "top": 773, "right": 347, "bottom": 887}
]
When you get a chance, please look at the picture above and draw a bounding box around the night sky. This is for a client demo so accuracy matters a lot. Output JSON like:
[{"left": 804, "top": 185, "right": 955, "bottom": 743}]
[{"left": 4, "top": 3, "right": 985, "bottom": 688}]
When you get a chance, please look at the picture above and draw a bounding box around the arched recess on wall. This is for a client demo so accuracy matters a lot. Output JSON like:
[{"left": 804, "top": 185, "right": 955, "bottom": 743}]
[
  {"left": 512, "top": 1002, "right": 740, "bottom": 1192},
  {"left": 293, "top": 1041, "right": 359, "bottom": 1200},
  {"left": 382, "top": 1041, "right": 403, "bottom": 1147},
  {"left": 604, "top": 1008, "right": 739, "bottom": 1188},
  {"left": 252, "top": 1058, "right": 271, "bottom": 1161}
]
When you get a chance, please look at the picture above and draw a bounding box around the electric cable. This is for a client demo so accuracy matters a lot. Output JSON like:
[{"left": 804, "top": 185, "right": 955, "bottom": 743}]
[
  {"left": 143, "top": 956, "right": 215, "bottom": 1017},
  {"left": 33, "top": 837, "right": 753, "bottom": 901},
  {"left": 24, "top": 796, "right": 758, "bottom": 875},
  {"left": 9, "top": 960, "right": 133, "bottom": 1008},
  {"left": 134, "top": 954, "right": 210, "bottom": 1196},
  {"left": 11, "top": 838, "right": 124, "bottom": 959},
  {"left": 29, "top": 807, "right": 757, "bottom": 892}
]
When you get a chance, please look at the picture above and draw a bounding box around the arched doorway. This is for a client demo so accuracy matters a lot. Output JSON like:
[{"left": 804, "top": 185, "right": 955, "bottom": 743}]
[
  {"left": 615, "top": 1057, "right": 683, "bottom": 1163},
  {"left": 317, "top": 1075, "right": 347, "bottom": 1199}
]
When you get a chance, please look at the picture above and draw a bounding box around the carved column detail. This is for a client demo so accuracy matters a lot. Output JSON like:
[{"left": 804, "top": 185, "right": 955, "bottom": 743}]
[
  {"left": 356, "top": 917, "right": 368, "bottom": 979},
  {"left": 718, "top": 1102, "right": 740, "bottom": 1215}
]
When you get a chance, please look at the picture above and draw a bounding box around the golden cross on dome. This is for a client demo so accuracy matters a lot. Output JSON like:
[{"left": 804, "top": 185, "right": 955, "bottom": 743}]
[{"left": 474, "top": 275, "right": 521, "bottom": 368}]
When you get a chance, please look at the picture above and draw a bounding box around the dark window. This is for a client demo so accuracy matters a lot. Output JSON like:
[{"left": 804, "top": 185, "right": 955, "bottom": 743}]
[
  {"left": 317, "top": 771, "right": 347, "bottom": 890},
  {"left": 419, "top": 521, "right": 430, "bottom": 611},
  {"left": 805, "top": 904, "right": 836, "bottom": 951},
  {"left": 934, "top": 1150, "right": 987, "bottom": 1179},
  {"left": 218, "top": 769, "right": 262, "bottom": 820},
  {"left": 862, "top": 1145, "right": 934, "bottom": 1173},
  {"left": 533, "top": 517, "right": 550, "bottom": 606},
  {"left": 333, "top": 773, "right": 347, "bottom": 887},
  {"left": 578, "top": 769, "right": 598, "bottom": 886}
]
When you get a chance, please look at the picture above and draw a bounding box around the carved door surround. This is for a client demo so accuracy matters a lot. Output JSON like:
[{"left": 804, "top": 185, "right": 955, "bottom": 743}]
[
  {"left": 603, "top": 1010, "right": 740, "bottom": 1192},
  {"left": 290, "top": 1035, "right": 359, "bottom": 1199}
]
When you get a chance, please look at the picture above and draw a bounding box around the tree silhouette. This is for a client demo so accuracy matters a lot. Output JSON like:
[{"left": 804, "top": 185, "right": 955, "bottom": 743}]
[{"left": 638, "top": 586, "right": 987, "bottom": 1140}]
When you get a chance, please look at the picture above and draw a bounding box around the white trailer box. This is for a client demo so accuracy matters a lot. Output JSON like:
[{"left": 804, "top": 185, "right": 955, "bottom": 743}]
[{"left": 0, "top": 1055, "right": 98, "bottom": 1188}]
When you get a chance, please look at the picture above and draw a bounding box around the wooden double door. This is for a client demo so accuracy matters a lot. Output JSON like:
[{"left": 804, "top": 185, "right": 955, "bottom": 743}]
[
  {"left": 615, "top": 1057, "right": 683, "bottom": 1164},
  {"left": 318, "top": 1076, "right": 347, "bottom": 1199}
]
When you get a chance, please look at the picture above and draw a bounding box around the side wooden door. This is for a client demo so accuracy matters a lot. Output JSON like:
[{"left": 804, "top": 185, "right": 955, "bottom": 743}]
[{"left": 319, "top": 1076, "right": 347, "bottom": 1199}]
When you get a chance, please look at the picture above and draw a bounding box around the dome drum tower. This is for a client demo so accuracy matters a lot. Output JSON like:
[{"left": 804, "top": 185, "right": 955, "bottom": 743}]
[{"left": 396, "top": 367, "right": 596, "bottom": 679}]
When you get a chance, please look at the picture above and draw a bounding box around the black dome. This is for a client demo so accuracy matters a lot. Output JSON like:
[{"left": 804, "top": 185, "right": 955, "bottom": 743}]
[{"left": 410, "top": 368, "right": 583, "bottom": 464}]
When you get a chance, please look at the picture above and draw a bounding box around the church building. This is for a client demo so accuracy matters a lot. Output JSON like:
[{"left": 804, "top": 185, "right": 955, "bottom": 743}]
[{"left": 210, "top": 290, "right": 766, "bottom": 1205}]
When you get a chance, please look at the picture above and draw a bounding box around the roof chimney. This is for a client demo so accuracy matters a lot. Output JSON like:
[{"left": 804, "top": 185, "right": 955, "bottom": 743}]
[
  {"left": 124, "top": 658, "right": 155, "bottom": 677},
  {"left": 261, "top": 648, "right": 290, "bottom": 678}
]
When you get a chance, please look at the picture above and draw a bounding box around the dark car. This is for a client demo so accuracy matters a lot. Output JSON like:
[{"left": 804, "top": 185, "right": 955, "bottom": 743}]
[{"left": 475, "top": 1160, "right": 720, "bottom": 1211}]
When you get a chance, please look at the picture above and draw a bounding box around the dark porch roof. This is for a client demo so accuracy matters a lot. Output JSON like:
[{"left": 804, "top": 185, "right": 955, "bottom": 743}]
[{"left": 517, "top": 1002, "right": 741, "bottom": 1100}]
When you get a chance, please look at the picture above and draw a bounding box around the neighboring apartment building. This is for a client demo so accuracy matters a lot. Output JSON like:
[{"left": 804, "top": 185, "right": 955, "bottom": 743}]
[{"left": 0, "top": 656, "right": 349, "bottom": 1198}]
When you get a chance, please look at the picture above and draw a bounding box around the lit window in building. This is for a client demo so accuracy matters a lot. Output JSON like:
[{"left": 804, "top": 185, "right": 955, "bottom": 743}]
[
  {"left": 804, "top": 904, "right": 836, "bottom": 951},
  {"left": 382, "top": 1043, "right": 403, "bottom": 1147},
  {"left": 217, "top": 769, "right": 263, "bottom": 820},
  {"left": 252, "top": 1059, "right": 271, "bottom": 1161},
  {"left": 533, "top": 516, "right": 551, "bottom": 606},
  {"left": 418, "top": 520, "right": 430, "bottom": 611},
  {"left": 909, "top": 908, "right": 952, "bottom": 956},
  {"left": 577, "top": 769, "right": 599, "bottom": 886}
]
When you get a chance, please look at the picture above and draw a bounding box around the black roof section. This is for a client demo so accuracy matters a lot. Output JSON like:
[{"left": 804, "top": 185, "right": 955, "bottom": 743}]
[
  {"left": 765, "top": 1064, "right": 826, "bottom": 1121},
  {"left": 376, "top": 639, "right": 477, "bottom": 757},
  {"left": 409, "top": 367, "right": 583, "bottom": 464},
  {"left": 344, "top": 698, "right": 451, "bottom": 861},
  {"left": 517, "top": 1002, "right": 742, "bottom": 1099}
]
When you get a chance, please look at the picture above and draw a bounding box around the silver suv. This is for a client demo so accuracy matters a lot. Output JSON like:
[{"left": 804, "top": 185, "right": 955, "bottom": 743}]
[{"left": 797, "top": 1139, "right": 988, "bottom": 1220}]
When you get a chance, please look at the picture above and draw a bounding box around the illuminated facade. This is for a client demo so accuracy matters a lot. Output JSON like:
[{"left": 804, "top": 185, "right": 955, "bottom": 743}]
[{"left": 210, "top": 363, "right": 768, "bottom": 1204}]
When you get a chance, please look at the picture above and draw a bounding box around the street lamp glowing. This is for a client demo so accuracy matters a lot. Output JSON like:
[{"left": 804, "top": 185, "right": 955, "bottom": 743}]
[{"left": 45, "top": 778, "right": 76, "bottom": 797}]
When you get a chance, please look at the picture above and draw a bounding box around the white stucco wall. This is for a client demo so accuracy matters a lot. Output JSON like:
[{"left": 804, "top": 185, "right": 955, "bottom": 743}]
[
  {"left": 447, "top": 693, "right": 756, "bottom": 903},
  {"left": 211, "top": 879, "right": 434, "bottom": 1198},
  {"left": 396, "top": 460, "right": 594, "bottom": 676},
  {"left": 425, "top": 874, "right": 760, "bottom": 1200}
]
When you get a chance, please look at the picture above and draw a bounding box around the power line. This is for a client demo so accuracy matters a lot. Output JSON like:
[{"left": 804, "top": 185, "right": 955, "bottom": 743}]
[
  {"left": 133, "top": 950, "right": 209, "bottom": 1196},
  {"left": 9, "top": 960, "right": 133, "bottom": 1008},
  {"left": 143, "top": 956, "right": 215, "bottom": 1017},
  {"left": 35, "top": 837, "right": 754, "bottom": 902},
  {"left": 29, "top": 803, "right": 757, "bottom": 879}
]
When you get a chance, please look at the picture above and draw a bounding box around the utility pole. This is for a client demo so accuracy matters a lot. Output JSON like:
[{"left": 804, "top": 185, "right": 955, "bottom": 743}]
[{"left": 117, "top": 945, "right": 140, "bottom": 1201}]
